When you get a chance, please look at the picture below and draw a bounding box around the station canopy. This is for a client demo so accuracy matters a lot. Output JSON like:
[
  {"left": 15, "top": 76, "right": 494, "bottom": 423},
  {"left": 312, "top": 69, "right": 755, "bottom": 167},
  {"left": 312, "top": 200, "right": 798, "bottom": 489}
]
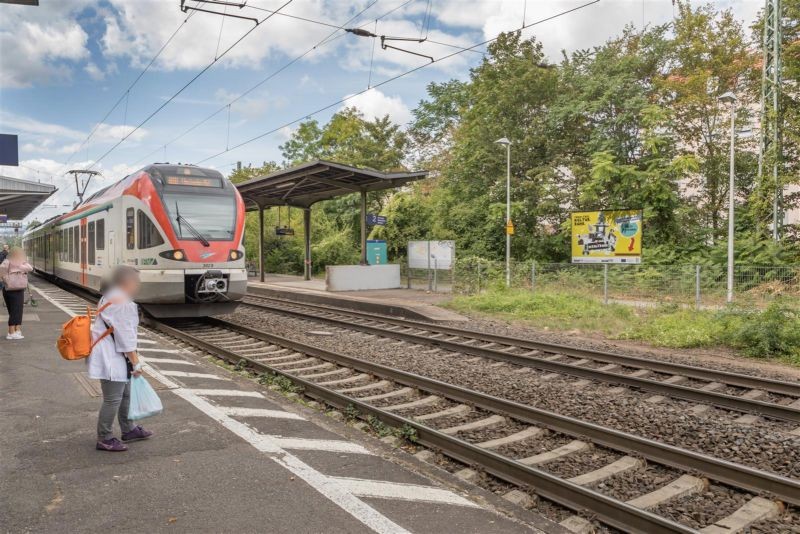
[
  {"left": 0, "top": 175, "right": 56, "bottom": 219},
  {"left": 236, "top": 160, "right": 428, "bottom": 210}
]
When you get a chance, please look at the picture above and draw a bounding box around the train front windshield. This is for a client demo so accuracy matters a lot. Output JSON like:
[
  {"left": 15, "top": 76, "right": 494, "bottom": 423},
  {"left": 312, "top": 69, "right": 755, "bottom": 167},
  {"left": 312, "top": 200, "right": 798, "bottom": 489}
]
[{"left": 162, "top": 191, "right": 236, "bottom": 241}]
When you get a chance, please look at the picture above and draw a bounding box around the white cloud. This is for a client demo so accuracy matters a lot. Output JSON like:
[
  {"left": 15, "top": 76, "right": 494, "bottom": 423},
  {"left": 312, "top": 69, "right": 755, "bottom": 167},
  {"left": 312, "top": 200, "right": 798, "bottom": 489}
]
[
  {"left": 101, "top": 0, "right": 345, "bottom": 71},
  {"left": 214, "top": 88, "right": 288, "bottom": 117},
  {"left": 0, "top": 1, "right": 93, "bottom": 88},
  {"left": 343, "top": 88, "right": 412, "bottom": 125},
  {"left": 84, "top": 62, "right": 105, "bottom": 81},
  {"left": 93, "top": 123, "right": 149, "bottom": 143}
]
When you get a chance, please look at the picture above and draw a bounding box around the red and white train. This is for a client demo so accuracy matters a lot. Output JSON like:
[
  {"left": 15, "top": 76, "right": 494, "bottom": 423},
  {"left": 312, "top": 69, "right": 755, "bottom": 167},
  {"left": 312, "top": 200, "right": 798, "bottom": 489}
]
[{"left": 24, "top": 163, "right": 247, "bottom": 317}]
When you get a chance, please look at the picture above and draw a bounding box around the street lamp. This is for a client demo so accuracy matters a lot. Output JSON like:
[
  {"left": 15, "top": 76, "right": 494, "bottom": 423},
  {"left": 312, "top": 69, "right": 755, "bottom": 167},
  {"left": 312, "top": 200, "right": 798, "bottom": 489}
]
[
  {"left": 718, "top": 91, "right": 737, "bottom": 304},
  {"left": 495, "top": 137, "right": 512, "bottom": 287}
]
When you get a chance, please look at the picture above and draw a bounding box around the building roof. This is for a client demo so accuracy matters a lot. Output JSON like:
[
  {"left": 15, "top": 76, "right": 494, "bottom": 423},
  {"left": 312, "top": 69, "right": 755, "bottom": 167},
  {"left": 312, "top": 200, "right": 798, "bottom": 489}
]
[
  {"left": 235, "top": 160, "right": 428, "bottom": 209},
  {"left": 0, "top": 175, "right": 56, "bottom": 219}
]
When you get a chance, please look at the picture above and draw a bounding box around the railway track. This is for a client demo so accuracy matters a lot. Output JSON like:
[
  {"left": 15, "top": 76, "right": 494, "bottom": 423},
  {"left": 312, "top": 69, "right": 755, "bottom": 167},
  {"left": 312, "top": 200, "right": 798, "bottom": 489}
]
[
  {"left": 148, "top": 315, "right": 798, "bottom": 534},
  {"left": 242, "top": 294, "right": 800, "bottom": 425}
]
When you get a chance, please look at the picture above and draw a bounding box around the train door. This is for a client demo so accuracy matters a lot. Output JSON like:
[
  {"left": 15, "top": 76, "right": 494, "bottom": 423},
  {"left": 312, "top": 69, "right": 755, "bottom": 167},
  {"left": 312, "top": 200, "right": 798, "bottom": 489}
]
[
  {"left": 80, "top": 218, "right": 88, "bottom": 285},
  {"left": 44, "top": 233, "right": 49, "bottom": 272},
  {"left": 108, "top": 230, "right": 117, "bottom": 268}
]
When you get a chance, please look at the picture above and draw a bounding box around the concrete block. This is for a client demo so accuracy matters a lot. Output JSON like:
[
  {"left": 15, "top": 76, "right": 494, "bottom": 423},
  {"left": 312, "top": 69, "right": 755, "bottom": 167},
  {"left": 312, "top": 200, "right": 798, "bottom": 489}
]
[
  {"left": 502, "top": 489, "right": 536, "bottom": 508},
  {"left": 326, "top": 264, "right": 401, "bottom": 291},
  {"left": 455, "top": 468, "right": 479, "bottom": 483}
]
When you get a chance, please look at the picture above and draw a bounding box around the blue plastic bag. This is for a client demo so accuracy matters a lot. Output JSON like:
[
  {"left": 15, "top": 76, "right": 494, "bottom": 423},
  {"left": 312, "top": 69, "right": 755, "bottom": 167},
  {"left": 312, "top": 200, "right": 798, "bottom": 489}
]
[{"left": 128, "top": 375, "right": 163, "bottom": 420}]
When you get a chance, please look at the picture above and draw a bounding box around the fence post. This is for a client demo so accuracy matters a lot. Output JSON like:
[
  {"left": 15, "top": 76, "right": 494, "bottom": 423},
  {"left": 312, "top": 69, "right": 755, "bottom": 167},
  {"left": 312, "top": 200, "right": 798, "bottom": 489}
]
[
  {"left": 531, "top": 262, "right": 536, "bottom": 294},
  {"left": 477, "top": 263, "right": 482, "bottom": 293},
  {"left": 695, "top": 265, "right": 701, "bottom": 310},
  {"left": 433, "top": 259, "right": 438, "bottom": 292},
  {"left": 603, "top": 264, "right": 609, "bottom": 305}
]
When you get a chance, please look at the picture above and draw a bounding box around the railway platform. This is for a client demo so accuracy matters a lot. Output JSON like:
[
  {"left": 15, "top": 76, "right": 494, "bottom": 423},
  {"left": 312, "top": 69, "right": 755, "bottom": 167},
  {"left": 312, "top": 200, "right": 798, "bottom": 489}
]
[
  {"left": 0, "top": 280, "right": 563, "bottom": 533},
  {"left": 248, "top": 274, "right": 467, "bottom": 322}
]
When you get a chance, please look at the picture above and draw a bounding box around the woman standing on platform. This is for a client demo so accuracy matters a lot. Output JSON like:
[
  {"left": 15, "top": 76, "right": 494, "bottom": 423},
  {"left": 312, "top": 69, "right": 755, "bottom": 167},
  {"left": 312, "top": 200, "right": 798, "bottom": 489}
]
[
  {"left": 88, "top": 265, "right": 153, "bottom": 452},
  {"left": 0, "top": 247, "right": 32, "bottom": 340}
]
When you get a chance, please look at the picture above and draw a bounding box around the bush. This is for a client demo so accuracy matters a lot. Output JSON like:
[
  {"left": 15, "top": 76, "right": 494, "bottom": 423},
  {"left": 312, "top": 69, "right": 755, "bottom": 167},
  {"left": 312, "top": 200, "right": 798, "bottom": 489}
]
[{"left": 723, "top": 300, "right": 800, "bottom": 359}]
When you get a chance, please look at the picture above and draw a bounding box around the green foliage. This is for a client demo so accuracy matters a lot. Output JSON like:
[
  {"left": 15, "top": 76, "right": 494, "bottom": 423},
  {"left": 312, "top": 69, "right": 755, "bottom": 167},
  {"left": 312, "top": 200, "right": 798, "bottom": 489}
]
[
  {"left": 366, "top": 415, "right": 392, "bottom": 437},
  {"left": 397, "top": 424, "right": 419, "bottom": 444},
  {"left": 343, "top": 403, "right": 360, "bottom": 421},
  {"left": 724, "top": 300, "right": 800, "bottom": 359}
]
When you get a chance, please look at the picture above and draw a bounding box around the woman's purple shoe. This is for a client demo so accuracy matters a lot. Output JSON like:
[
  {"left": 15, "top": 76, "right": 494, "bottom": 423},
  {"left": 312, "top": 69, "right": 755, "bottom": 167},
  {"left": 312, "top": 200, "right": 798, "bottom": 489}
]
[
  {"left": 122, "top": 425, "right": 153, "bottom": 442},
  {"left": 96, "top": 438, "right": 128, "bottom": 452}
]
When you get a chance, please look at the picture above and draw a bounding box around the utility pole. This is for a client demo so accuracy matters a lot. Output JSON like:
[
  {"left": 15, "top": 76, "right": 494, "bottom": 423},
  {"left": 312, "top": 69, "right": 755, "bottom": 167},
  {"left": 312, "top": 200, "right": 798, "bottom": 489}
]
[{"left": 758, "top": 0, "right": 783, "bottom": 240}]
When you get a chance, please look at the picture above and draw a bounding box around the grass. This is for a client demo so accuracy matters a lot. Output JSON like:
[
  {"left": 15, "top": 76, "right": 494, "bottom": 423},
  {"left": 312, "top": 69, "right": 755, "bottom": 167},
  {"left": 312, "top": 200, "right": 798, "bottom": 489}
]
[{"left": 445, "top": 288, "right": 800, "bottom": 365}]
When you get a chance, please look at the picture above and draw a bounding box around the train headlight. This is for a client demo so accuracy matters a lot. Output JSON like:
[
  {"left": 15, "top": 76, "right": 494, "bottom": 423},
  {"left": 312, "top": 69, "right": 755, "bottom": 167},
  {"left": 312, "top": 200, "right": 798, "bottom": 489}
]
[
  {"left": 228, "top": 250, "right": 243, "bottom": 261},
  {"left": 159, "top": 249, "right": 187, "bottom": 261}
]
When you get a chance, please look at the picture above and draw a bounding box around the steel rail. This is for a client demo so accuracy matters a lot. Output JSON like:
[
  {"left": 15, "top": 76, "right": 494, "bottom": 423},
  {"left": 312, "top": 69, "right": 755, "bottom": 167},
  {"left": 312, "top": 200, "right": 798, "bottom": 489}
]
[
  {"left": 245, "top": 293, "right": 800, "bottom": 397},
  {"left": 146, "top": 317, "right": 694, "bottom": 534},
  {"left": 242, "top": 297, "right": 800, "bottom": 423},
  {"left": 151, "top": 315, "right": 800, "bottom": 508}
]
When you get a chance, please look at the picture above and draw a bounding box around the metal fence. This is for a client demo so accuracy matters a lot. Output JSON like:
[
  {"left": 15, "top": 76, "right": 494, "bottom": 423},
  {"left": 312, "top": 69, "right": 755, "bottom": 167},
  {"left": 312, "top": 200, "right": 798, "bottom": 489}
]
[{"left": 410, "top": 260, "right": 800, "bottom": 308}]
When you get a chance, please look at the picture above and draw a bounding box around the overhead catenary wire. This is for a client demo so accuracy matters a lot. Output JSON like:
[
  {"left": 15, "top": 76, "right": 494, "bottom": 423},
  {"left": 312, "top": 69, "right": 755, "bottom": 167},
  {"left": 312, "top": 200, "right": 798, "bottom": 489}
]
[
  {"left": 195, "top": 0, "right": 600, "bottom": 165},
  {"left": 56, "top": 5, "right": 205, "bottom": 175},
  {"left": 84, "top": 0, "right": 294, "bottom": 173},
  {"left": 127, "top": 0, "right": 385, "bottom": 168}
]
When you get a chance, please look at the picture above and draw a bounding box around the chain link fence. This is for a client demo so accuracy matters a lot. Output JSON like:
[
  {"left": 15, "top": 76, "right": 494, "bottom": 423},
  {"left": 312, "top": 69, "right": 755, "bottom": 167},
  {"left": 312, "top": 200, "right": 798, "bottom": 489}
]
[{"left": 412, "top": 259, "right": 800, "bottom": 309}]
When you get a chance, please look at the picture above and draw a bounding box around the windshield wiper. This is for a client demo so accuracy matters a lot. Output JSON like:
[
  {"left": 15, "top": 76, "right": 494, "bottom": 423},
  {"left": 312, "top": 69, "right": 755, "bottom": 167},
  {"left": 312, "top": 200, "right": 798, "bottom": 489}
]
[{"left": 174, "top": 202, "right": 210, "bottom": 247}]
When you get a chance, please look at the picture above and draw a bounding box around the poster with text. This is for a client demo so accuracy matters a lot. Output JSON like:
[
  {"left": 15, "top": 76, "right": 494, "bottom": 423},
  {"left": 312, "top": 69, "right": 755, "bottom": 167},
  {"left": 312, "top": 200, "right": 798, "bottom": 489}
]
[{"left": 571, "top": 210, "right": 642, "bottom": 264}]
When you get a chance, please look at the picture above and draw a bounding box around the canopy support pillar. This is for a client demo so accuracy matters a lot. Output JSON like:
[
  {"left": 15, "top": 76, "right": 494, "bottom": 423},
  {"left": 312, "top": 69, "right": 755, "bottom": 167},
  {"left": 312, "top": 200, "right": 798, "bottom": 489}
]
[
  {"left": 258, "top": 205, "right": 265, "bottom": 283},
  {"left": 359, "top": 190, "right": 368, "bottom": 265},
  {"left": 303, "top": 207, "right": 312, "bottom": 281}
]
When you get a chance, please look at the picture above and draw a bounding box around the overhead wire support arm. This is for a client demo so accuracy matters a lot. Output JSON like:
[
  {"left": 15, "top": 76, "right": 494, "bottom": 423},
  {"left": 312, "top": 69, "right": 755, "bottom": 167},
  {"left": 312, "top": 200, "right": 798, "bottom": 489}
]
[
  {"left": 381, "top": 35, "right": 433, "bottom": 63},
  {"left": 180, "top": 0, "right": 259, "bottom": 25},
  {"left": 345, "top": 28, "right": 433, "bottom": 63}
]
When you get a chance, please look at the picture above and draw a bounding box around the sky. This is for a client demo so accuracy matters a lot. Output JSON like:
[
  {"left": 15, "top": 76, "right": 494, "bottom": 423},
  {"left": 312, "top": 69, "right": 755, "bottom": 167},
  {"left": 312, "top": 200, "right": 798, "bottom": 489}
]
[{"left": 0, "top": 0, "right": 762, "bottom": 223}]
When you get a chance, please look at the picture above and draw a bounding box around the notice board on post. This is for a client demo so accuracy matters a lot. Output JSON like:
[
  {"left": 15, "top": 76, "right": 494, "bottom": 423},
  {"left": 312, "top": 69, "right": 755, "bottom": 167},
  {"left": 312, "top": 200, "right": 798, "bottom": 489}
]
[
  {"left": 408, "top": 240, "right": 455, "bottom": 270},
  {"left": 0, "top": 134, "right": 19, "bottom": 166},
  {"left": 571, "top": 210, "right": 642, "bottom": 264}
]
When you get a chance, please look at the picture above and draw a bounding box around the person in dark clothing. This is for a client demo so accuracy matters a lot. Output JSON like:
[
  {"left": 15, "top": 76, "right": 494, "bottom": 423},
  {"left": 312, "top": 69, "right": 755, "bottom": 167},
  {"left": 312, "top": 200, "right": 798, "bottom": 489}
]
[
  {"left": 0, "top": 244, "right": 9, "bottom": 264},
  {"left": 0, "top": 247, "right": 32, "bottom": 339}
]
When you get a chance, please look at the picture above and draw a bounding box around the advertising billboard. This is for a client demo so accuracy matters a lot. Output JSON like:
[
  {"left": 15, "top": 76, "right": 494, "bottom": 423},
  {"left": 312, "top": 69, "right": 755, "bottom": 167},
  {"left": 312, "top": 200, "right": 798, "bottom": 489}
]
[{"left": 571, "top": 210, "right": 642, "bottom": 264}]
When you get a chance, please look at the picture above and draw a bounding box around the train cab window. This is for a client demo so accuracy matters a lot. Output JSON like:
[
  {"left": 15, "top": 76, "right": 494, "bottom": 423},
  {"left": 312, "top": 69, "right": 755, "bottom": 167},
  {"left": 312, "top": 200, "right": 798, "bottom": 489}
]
[
  {"left": 88, "top": 221, "right": 96, "bottom": 265},
  {"left": 126, "top": 208, "right": 135, "bottom": 250},
  {"left": 137, "top": 210, "right": 164, "bottom": 249},
  {"left": 96, "top": 219, "right": 105, "bottom": 250}
]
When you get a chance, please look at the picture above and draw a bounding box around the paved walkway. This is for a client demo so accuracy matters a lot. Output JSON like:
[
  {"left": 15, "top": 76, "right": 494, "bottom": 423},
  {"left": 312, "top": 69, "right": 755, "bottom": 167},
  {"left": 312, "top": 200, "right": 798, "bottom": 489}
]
[{"left": 1, "top": 280, "right": 561, "bottom": 533}]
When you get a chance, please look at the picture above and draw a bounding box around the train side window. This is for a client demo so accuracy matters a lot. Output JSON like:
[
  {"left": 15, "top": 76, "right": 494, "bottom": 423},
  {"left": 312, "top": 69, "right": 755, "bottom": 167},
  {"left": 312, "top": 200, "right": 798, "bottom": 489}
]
[
  {"left": 88, "top": 221, "right": 96, "bottom": 265},
  {"left": 73, "top": 226, "right": 79, "bottom": 262},
  {"left": 67, "top": 228, "right": 73, "bottom": 263},
  {"left": 137, "top": 210, "right": 164, "bottom": 249},
  {"left": 96, "top": 219, "right": 105, "bottom": 250},
  {"left": 126, "top": 208, "right": 135, "bottom": 250}
]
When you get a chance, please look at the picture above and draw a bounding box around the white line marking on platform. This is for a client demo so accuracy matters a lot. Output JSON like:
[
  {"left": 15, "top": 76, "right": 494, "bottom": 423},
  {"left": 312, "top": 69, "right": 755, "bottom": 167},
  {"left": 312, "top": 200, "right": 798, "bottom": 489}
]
[
  {"left": 268, "top": 437, "right": 371, "bottom": 454},
  {"left": 330, "top": 477, "right": 478, "bottom": 507},
  {"left": 137, "top": 348, "right": 183, "bottom": 354},
  {"left": 188, "top": 389, "right": 264, "bottom": 398},
  {"left": 220, "top": 406, "right": 305, "bottom": 420},
  {"left": 137, "top": 338, "right": 157, "bottom": 344},
  {"left": 141, "top": 357, "right": 196, "bottom": 366},
  {"left": 159, "top": 370, "right": 230, "bottom": 380}
]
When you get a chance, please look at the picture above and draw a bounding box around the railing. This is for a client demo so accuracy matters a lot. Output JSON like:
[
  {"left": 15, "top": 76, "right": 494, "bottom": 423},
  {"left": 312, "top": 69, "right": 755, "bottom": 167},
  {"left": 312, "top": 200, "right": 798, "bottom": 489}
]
[{"left": 437, "top": 259, "right": 800, "bottom": 308}]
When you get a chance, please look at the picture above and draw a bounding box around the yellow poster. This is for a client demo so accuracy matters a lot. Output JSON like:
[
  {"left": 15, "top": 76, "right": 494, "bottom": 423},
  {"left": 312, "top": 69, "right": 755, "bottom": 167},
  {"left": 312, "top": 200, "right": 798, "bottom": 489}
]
[{"left": 571, "top": 210, "right": 642, "bottom": 264}]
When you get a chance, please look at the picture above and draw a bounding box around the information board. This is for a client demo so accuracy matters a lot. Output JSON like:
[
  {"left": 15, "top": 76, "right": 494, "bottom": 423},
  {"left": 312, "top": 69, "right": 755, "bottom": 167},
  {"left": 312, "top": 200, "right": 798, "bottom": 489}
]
[
  {"left": 571, "top": 210, "right": 642, "bottom": 264},
  {"left": 408, "top": 240, "right": 455, "bottom": 270}
]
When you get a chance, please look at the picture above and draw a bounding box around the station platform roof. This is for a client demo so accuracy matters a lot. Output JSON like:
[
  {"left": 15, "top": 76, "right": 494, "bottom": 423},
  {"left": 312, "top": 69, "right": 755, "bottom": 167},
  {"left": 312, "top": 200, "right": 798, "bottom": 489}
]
[
  {"left": 0, "top": 174, "right": 56, "bottom": 219},
  {"left": 236, "top": 160, "right": 428, "bottom": 210}
]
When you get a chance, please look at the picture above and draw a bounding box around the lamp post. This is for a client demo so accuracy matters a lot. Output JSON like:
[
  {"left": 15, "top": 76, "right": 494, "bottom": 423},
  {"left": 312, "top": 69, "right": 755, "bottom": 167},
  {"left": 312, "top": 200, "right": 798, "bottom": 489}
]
[
  {"left": 719, "top": 91, "right": 737, "bottom": 304},
  {"left": 495, "top": 137, "right": 512, "bottom": 287}
]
